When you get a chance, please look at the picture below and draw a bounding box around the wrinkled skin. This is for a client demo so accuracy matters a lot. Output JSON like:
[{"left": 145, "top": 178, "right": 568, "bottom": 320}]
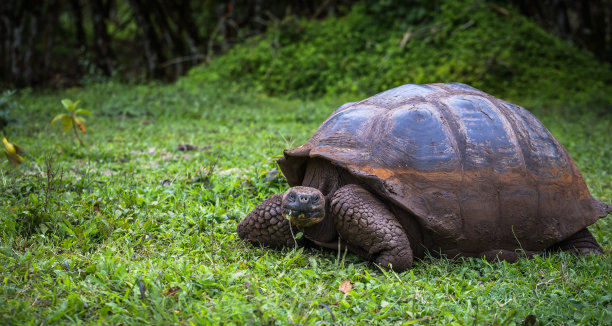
[
  {"left": 237, "top": 158, "right": 416, "bottom": 271},
  {"left": 237, "top": 161, "right": 415, "bottom": 271}
]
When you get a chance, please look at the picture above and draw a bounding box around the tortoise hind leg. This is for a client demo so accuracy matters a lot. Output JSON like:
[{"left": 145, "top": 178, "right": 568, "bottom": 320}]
[
  {"left": 331, "top": 184, "right": 413, "bottom": 272},
  {"left": 549, "top": 228, "right": 603, "bottom": 255},
  {"left": 237, "top": 194, "right": 305, "bottom": 249}
]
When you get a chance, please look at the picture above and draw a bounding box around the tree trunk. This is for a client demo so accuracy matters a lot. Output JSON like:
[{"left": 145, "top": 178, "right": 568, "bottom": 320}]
[
  {"left": 70, "top": 0, "right": 86, "bottom": 47},
  {"left": 90, "top": 0, "right": 115, "bottom": 76},
  {"left": 126, "top": 0, "right": 166, "bottom": 78}
]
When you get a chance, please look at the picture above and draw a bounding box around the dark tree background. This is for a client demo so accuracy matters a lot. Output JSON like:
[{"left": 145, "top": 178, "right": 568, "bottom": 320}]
[
  {"left": 514, "top": 0, "right": 612, "bottom": 62},
  {"left": 1, "top": 0, "right": 610, "bottom": 88}
]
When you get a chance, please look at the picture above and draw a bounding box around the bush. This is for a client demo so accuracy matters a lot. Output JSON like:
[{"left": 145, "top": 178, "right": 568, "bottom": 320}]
[{"left": 186, "top": 0, "right": 612, "bottom": 108}]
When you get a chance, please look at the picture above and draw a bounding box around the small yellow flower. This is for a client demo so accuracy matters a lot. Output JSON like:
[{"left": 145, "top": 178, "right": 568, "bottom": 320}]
[{"left": 2, "top": 136, "right": 25, "bottom": 167}]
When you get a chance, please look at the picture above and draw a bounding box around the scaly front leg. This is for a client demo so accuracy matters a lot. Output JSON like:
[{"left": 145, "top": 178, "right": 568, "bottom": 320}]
[
  {"left": 331, "top": 184, "right": 414, "bottom": 272},
  {"left": 237, "top": 194, "right": 305, "bottom": 248}
]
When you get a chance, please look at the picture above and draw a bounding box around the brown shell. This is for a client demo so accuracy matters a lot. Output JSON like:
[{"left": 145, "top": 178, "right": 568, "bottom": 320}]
[{"left": 278, "top": 83, "right": 611, "bottom": 254}]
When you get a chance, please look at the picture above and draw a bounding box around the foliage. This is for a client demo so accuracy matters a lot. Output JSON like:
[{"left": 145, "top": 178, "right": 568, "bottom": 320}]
[
  {"left": 0, "top": 0, "right": 344, "bottom": 86},
  {"left": 189, "top": 0, "right": 612, "bottom": 108},
  {"left": 3, "top": 0, "right": 611, "bottom": 87},
  {"left": 51, "top": 99, "right": 93, "bottom": 149}
]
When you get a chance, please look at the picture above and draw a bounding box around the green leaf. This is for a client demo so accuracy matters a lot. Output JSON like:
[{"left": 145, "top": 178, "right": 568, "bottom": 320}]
[
  {"left": 61, "top": 115, "right": 73, "bottom": 133},
  {"left": 75, "top": 108, "right": 92, "bottom": 117},
  {"left": 61, "top": 99, "right": 74, "bottom": 111},
  {"left": 51, "top": 113, "right": 68, "bottom": 125}
]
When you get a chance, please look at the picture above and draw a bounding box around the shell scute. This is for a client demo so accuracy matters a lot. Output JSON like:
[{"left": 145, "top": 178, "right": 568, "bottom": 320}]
[
  {"left": 504, "top": 101, "right": 570, "bottom": 179},
  {"left": 440, "top": 95, "right": 524, "bottom": 173},
  {"left": 381, "top": 103, "right": 460, "bottom": 172},
  {"left": 366, "top": 84, "right": 438, "bottom": 108}
]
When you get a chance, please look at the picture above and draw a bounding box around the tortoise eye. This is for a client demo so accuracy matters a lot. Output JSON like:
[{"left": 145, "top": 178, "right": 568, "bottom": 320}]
[
  {"left": 311, "top": 196, "right": 319, "bottom": 204},
  {"left": 288, "top": 193, "right": 296, "bottom": 201}
]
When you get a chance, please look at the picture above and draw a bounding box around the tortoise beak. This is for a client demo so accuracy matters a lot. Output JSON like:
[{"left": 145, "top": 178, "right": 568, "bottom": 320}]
[{"left": 284, "top": 209, "right": 324, "bottom": 227}]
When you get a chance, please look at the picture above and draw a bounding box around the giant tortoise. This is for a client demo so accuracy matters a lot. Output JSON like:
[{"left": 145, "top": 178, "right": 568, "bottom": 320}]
[{"left": 237, "top": 83, "right": 610, "bottom": 272}]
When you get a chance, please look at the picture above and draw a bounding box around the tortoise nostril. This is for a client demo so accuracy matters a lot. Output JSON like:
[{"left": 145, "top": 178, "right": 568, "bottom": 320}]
[{"left": 299, "top": 195, "right": 309, "bottom": 203}]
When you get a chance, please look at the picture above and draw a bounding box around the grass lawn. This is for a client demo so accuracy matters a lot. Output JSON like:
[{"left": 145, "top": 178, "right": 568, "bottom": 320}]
[{"left": 1, "top": 81, "right": 611, "bottom": 325}]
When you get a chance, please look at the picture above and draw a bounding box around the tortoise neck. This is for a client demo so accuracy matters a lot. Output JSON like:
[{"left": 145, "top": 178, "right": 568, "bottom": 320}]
[
  {"left": 301, "top": 158, "right": 342, "bottom": 196},
  {"left": 302, "top": 199, "right": 338, "bottom": 243},
  {"left": 300, "top": 158, "right": 359, "bottom": 242}
]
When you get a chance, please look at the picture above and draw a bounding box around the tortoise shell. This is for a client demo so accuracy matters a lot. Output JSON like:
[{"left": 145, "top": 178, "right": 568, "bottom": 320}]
[{"left": 278, "top": 83, "right": 610, "bottom": 255}]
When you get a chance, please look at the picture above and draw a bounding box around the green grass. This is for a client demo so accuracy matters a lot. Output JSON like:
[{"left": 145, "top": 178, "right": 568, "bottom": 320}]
[
  {"left": 2, "top": 0, "right": 612, "bottom": 323},
  {"left": 1, "top": 80, "right": 611, "bottom": 325}
]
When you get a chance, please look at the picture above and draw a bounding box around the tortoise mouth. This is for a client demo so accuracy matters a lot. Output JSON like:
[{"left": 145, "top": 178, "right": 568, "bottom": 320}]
[{"left": 283, "top": 208, "right": 324, "bottom": 227}]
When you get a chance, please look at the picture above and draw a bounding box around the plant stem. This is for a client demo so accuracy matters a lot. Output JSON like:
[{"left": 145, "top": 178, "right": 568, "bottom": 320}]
[{"left": 72, "top": 117, "right": 90, "bottom": 154}]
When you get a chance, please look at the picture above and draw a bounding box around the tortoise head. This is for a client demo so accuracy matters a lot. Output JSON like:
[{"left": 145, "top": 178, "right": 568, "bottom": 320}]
[{"left": 282, "top": 186, "right": 326, "bottom": 228}]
